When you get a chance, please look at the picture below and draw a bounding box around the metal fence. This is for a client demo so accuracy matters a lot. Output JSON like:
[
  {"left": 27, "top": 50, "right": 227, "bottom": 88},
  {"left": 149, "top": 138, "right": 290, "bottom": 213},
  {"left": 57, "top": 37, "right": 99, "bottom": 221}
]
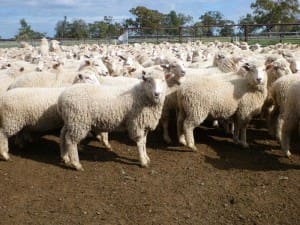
[{"left": 1, "top": 23, "right": 299, "bottom": 48}]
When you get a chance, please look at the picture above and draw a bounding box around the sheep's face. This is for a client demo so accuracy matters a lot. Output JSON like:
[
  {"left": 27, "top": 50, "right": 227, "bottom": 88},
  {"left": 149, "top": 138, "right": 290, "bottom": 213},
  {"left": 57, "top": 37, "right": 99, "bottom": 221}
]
[
  {"left": 74, "top": 70, "right": 100, "bottom": 85},
  {"left": 161, "top": 61, "right": 186, "bottom": 83},
  {"left": 243, "top": 63, "right": 266, "bottom": 86},
  {"left": 266, "top": 59, "right": 291, "bottom": 79},
  {"left": 142, "top": 72, "right": 166, "bottom": 104}
]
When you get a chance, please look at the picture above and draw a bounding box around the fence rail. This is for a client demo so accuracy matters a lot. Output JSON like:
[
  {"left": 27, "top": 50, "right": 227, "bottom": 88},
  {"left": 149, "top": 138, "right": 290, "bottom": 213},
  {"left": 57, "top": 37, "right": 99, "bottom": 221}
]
[{"left": 1, "top": 23, "right": 299, "bottom": 48}]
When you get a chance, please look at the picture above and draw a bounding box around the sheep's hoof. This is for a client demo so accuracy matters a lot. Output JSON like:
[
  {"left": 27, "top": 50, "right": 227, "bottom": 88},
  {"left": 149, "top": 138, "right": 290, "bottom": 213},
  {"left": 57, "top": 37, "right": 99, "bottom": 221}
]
[
  {"left": 163, "top": 136, "right": 172, "bottom": 144},
  {"left": 178, "top": 136, "right": 187, "bottom": 146},
  {"left": 241, "top": 143, "right": 249, "bottom": 149},
  {"left": 188, "top": 145, "right": 198, "bottom": 152},
  {"left": 286, "top": 150, "right": 292, "bottom": 159},
  {"left": 65, "top": 161, "right": 84, "bottom": 171},
  {"left": 140, "top": 161, "right": 150, "bottom": 168},
  {"left": 106, "top": 146, "right": 113, "bottom": 152},
  {"left": 212, "top": 120, "right": 219, "bottom": 127},
  {"left": 61, "top": 155, "right": 70, "bottom": 164},
  {"left": 1, "top": 152, "right": 10, "bottom": 161}
]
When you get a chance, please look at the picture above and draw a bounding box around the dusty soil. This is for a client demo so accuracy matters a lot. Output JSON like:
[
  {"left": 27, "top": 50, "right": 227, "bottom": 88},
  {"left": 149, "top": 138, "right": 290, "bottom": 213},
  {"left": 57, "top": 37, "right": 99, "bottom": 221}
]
[{"left": 0, "top": 121, "right": 299, "bottom": 225}]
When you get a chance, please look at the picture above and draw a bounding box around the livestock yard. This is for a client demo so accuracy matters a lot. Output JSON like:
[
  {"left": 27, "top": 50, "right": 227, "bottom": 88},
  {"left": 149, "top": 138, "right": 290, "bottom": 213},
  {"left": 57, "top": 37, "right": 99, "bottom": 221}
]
[{"left": 0, "top": 39, "right": 300, "bottom": 225}]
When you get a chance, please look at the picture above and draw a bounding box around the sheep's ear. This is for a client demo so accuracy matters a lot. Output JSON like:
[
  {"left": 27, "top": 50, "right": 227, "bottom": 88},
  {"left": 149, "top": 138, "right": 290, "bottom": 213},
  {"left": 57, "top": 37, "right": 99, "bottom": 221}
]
[
  {"left": 78, "top": 74, "right": 83, "bottom": 80},
  {"left": 165, "top": 74, "right": 172, "bottom": 80},
  {"left": 142, "top": 71, "right": 148, "bottom": 81},
  {"left": 129, "top": 68, "right": 136, "bottom": 73},
  {"left": 242, "top": 63, "right": 251, "bottom": 71},
  {"left": 7, "top": 63, "right": 11, "bottom": 67},
  {"left": 19, "top": 67, "right": 24, "bottom": 72},
  {"left": 265, "top": 64, "right": 273, "bottom": 70},
  {"left": 53, "top": 63, "right": 60, "bottom": 69},
  {"left": 119, "top": 55, "right": 126, "bottom": 61},
  {"left": 85, "top": 60, "right": 91, "bottom": 66}
]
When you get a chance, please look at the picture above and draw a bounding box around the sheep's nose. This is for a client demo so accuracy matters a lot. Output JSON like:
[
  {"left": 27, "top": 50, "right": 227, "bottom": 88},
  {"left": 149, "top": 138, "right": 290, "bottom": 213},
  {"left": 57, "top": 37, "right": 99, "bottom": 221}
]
[
  {"left": 181, "top": 71, "right": 186, "bottom": 76},
  {"left": 154, "top": 92, "right": 160, "bottom": 97},
  {"left": 257, "top": 78, "right": 262, "bottom": 83}
]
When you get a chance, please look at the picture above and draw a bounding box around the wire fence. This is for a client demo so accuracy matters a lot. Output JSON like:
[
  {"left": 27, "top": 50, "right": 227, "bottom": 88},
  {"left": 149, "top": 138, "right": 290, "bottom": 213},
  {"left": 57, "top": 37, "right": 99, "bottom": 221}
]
[{"left": 1, "top": 23, "right": 299, "bottom": 48}]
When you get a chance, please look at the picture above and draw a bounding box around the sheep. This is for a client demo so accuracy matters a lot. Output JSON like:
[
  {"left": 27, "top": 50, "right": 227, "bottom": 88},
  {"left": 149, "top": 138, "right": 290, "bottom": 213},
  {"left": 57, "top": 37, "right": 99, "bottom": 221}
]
[
  {"left": 8, "top": 59, "right": 106, "bottom": 89},
  {"left": 39, "top": 38, "right": 49, "bottom": 56},
  {"left": 49, "top": 40, "right": 61, "bottom": 53},
  {"left": 280, "top": 80, "right": 300, "bottom": 158},
  {"left": 0, "top": 72, "right": 100, "bottom": 161},
  {"left": 58, "top": 71, "right": 168, "bottom": 170},
  {"left": 176, "top": 61, "right": 267, "bottom": 150},
  {"left": 267, "top": 74, "right": 300, "bottom": 141}
]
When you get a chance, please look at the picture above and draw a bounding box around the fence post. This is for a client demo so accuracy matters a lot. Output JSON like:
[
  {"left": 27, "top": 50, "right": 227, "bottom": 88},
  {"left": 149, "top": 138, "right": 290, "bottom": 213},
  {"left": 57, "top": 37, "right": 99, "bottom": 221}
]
[
  {"left": 244, "top": 25, "right": 248, "bottom": 42},
  {"left": 179, "top": 26, "right": 183, "bottom": 43}
]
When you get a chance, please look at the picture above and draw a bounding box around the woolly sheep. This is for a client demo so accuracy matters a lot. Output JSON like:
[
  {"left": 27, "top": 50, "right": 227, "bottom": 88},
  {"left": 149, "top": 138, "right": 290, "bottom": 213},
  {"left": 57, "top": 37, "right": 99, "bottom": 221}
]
[
  {"left": 58, "top": 71, "right": 168, "bottom": 170},
  {"left": 267, "top": 74, "right": 300, "bottom": 141},
  {"left": 0, "top": 72, "right": 100, "bottom": 161},
  {"left": 280, "top": 80, "right": 300, "bottom": 158},
  {"left": 39, "top": 38, "right": 49, "bottom": 56},
  {"left": 8, "top": 59, "right": 105, "bottom": 89},
  {"left": 176, "top": 61, "right": 267, "bottom": 150}
]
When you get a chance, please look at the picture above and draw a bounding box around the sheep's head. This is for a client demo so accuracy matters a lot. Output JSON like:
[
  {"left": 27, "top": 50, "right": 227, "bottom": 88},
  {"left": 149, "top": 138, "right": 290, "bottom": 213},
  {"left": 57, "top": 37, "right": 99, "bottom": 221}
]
[
  {"left": 265, "top": 59, "right": 291, "bottom": 87},
  {"left": 243, "top": 62, "right": 266, "bottom": 88},
  {"left": 141, "top": 71, "right": 167, "bottom": 104},
  {"left": 79, "top": 59, "right": 109, "bottom": 76},
  {"left": 161, "top": 61, "right": 186, "bottom": 83},
  {"left": 74, "top": 70, "right": 100, "bottom": 85}
]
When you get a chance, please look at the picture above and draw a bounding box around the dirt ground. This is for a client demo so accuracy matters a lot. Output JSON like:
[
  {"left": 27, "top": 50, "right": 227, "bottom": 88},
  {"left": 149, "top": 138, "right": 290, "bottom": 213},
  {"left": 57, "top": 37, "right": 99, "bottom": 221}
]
[{"left": 0, "top": 120, "right": 299, "bottom": 225}]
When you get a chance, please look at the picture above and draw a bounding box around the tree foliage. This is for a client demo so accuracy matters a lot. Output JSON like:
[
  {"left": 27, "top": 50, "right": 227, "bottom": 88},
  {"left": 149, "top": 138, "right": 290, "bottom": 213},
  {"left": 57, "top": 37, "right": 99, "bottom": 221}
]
[
  {"left": 15, "top": 19, "right": 46, "bottom": 40},
  {"left": 251, "top": 0, "right": 300, "bottom": 31},
  {"left": 196, "top": 11, "right": 234, "bottom": 36}
]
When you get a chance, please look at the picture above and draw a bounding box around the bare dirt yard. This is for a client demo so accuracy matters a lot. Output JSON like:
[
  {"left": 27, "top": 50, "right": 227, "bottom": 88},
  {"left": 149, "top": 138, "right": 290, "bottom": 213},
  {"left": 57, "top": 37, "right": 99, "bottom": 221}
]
[{"left": 0, "top": 120, "right": 299, "bottom": 225}]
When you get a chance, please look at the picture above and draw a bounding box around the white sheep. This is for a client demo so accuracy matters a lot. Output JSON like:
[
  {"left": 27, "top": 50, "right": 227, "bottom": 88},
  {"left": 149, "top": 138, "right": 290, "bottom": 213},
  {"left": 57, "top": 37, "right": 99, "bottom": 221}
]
[
  {"left": 39, "top": 38, "right": 49, "bottom": 56},
  {"left": 58, "top": 71, "right": 168, "bottom": 170},
  {"left": 267, "top": 74, "right": 300, "bottom": 141},
  {"left": 280, "top": 80, "right": 300, "bottom": 158},
  {"left": 8, "top": 59, "right": 105, "bottom": 89},
  {"left": 0, "top": 72, "right": 100, "bottom": 161},
  {"left": 176, "top": 61, "right": 267, "bottom": 150}
]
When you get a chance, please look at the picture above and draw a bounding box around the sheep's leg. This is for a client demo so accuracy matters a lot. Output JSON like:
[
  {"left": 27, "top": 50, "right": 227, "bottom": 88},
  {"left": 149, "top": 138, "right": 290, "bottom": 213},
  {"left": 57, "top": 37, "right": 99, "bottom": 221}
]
[
  {"left": 177, "top": 108, "right": 186, "bottom": 146},
  {"left": 276, "top": 113, "right": 284, "bottom": 143},
  {"left": 142, "top": 131, "right": 150, "bottom": 164},
  {"left": 0, "top": 129, "right": 9, "bottom": 161},
  {"left": 240, "top": 126, "right": 249, "bottom": 148},
  {"left": 183, "top": 120, "right": 197, "bottom": 151},
  {"left": 233, "top": 121, "right": 240, "bottom": 145},
  {"left": 64, "top": 132, "right": 83, "bottom": 171},
  {"left": 281, "top": 114, "right": 298, "bottom": 158},
  {"left": 162, "top": 118, "right": 172, "bottom": 144},
  {"left": 136, "top": 135, "right": 150, "bottom": 168},
  {"left": 267, "top": 106, "right": 279, "bottom": 138},
  {"left": 60, "top": 126, "right": 70, "bottom": 164},
  {"left": 96, "top": 132, "right": 112, "bottom": 151}
]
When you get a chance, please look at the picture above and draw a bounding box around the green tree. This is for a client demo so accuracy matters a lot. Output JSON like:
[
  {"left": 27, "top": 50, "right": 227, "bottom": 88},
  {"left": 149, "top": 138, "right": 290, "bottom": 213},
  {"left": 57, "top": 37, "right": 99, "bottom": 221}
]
[
  {"left": 129, "top": 6, "right": 164, "bottom": 34},
  {"left": 54, "top": 16, "right": 68, "bottom": 38},
  {"left": 194, "top": 11, "right": 234, "bottom": 36},
  {"left": 68, "top": 19, "right": 89, "bottom": 39},
  {"left": 15, "top": 19, "right": 45, "bottom": 40},
  {"left": 219, "top": 20, "right": 235, "bottom": 36},
  {"left": 238, "top": 13, "right": 258, "bottom": 34},
  {"left": 251, "top": 0, "right": 300, "bottom": 31},
  {"left": 89, "top": 21, "right": 122, "bottom": 38},
  {"left": 164, "top": 10, "right": 193, "bottom": 35}
]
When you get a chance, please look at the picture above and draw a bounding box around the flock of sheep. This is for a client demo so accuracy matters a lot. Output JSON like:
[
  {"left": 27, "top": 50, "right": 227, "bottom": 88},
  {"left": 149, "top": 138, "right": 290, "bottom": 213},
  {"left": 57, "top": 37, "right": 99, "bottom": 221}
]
[{"left": 0, "top": 37, "right": 299, "bottom": 171}]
